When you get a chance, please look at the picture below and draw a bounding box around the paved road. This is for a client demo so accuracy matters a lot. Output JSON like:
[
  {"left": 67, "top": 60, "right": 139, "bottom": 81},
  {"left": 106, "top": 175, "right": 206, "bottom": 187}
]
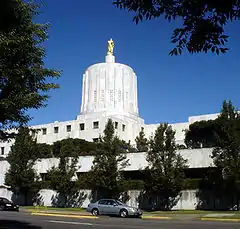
[{"left": 0, "top": 211, "right": 239, "bottom": 229}]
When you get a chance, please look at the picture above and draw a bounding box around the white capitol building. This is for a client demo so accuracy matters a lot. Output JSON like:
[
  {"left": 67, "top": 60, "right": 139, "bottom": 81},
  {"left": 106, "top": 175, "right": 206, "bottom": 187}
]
[
  {"left": 0, "top": 40, "right": 219, "bottom": 209},
  {"left": 1, "top": 40, "right": 218, "bottom": 155}
]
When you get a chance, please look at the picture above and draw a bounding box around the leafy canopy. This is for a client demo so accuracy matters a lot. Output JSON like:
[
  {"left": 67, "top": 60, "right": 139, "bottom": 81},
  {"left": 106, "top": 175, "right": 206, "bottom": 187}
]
[
  {"left": 135, "top": 128, "right": 148, "bottom": 152},
  {"left": 144, "top": 123, "right": 187, "bottom": 210},
  {"left": 113, "top": 0, "right": 239, "bottom": 55},
  {"left": 0, "top": 0, "right": 60, "bottom": 140},
  {"left": 5, "top": 127, "right": 40, "bottom": 200},
  {"left": 89, "top": 119, "right": 129, "bottom": 200}
]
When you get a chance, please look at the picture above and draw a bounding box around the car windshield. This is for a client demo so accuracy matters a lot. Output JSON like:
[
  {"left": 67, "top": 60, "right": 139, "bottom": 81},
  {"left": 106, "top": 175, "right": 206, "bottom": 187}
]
[{"left": 116, "top": 200, "right": 123, "bottom": 205}]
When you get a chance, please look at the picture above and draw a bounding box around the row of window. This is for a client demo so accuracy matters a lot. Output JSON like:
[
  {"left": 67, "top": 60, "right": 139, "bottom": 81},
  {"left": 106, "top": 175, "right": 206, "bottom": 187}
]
[
  {"left": 93, "top": 90, "right": 129, "bottom": 103},
  {"left": 37, "top": 121, "right": 126, "bottom": 135},
  {"left": 1, "top": 147, "right": 4, "bottom": 155}
]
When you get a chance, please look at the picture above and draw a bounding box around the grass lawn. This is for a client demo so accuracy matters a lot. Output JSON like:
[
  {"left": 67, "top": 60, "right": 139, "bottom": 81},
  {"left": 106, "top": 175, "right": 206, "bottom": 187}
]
[{"left": 202, "top": 214, "right": 240, "bottom": 219}]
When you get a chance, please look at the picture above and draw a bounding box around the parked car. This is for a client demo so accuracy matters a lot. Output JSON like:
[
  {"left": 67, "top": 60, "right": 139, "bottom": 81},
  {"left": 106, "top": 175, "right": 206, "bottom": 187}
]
[
  {"left": 87, "top": 199, "right": 142, "bottom": 218},
  {"left": 0, "top": 197, "right": 19, "bottom": 211}
]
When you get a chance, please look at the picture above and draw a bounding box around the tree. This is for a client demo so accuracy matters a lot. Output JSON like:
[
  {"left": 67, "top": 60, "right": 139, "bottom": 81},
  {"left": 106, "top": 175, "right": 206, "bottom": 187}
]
[
  {"left": 51, "top": 138, "right": 97, "bottom": 157},
  {"left": 185, "top": 120, "right": 219, "bottom": 149},
  {"left": 135, "top": 128, "right": 148, "bottom": 152},
  {"left": 47, "top": 156, "right": 86, "bottom": 208},
  {"left": 212, "top": 100, "right": 240, "bottom": 210},
  {"left": 113, "top": 0, "right": 238, "bottom": 55},
  {"left": 5, "top": 127, "right": 40, "bottom": 205},
  {"left": 89, "top": 119, "right": 129, "bottom": 200},
  {"left": 143, "top": 123, "right": 188, "bottom": 210},
  {"left": 0, "top": 0, "right": 60, "bottom": 140}
]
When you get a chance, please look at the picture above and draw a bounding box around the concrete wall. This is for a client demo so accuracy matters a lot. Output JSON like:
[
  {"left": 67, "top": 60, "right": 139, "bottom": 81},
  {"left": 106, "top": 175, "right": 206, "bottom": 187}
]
[
  {"left": 0, "top": 148, "right": 211, "bottom": 209},
  {"left": 32, "top": 148, "right": 213, "bottom": 175},
  {"left": 0, "top": 148, "right": 213, "bottom": 185},
  {"left": 0, "top": 187, "right": 198, "bottom": 210}
]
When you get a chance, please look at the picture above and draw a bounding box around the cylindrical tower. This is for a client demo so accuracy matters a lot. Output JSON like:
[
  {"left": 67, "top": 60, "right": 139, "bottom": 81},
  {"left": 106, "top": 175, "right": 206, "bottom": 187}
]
[{"left": 80, "top": 40, "right": 139, "bottom": 117}]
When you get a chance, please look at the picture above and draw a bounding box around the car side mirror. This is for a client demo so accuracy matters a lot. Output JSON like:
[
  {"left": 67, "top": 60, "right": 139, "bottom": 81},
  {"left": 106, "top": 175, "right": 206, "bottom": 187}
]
[{"left": 113, "top": 203, "right": 118, "bottom": 206}]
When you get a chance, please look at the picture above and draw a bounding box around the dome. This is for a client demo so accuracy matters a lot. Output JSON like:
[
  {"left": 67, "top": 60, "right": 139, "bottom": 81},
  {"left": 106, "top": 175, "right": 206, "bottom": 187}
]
[{"left": 80, "top": 40, "right": 139, "bottom": 117}]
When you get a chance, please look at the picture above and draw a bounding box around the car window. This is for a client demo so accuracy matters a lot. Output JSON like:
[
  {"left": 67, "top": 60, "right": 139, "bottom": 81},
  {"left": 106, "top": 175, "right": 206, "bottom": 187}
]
[
  {"left": 98, "top": 200, "right": 108, "bottom": 205},
  {"left": 2, "top": 198, "right": 11, "bottom": 204},
  {"left": 106, "top": 200, "right": 116, "bottom": 205},
  {"left": 116, "top": 200, "right": 123, "bottom": 205}
]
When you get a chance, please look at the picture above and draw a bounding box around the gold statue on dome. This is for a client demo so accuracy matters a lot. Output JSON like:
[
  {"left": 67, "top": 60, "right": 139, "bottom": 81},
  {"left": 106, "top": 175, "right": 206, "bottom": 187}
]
[{"left": 107, "top": 38, "right": 114, "bottom": 55}]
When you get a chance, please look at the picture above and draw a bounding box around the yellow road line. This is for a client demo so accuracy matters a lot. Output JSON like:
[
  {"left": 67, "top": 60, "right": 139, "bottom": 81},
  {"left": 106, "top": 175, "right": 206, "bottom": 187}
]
[
  {"left": 31, "top": 212, "right": 98, "bottom": 219},
  {"left": 200, "top": 217, "right": 240, "bottom": 222}
]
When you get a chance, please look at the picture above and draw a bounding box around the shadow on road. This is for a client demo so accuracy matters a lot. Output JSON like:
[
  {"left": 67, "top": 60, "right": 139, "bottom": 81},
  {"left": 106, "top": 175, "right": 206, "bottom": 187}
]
[{"left": 0, "top": 220, "right": 41, "bottom": 229}]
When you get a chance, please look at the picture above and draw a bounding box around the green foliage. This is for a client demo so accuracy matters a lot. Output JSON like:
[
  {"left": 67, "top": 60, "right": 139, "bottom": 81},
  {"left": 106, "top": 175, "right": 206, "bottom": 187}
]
[
  {"left": 135, "top": 129, "right": 148, "bottom": 152},
  {"left": 181, "top": 99, "right": 240, "bottom": 209},
  {"left": 51, "top": 138, "right": 97, "bottom": 158},
  {"left": 37, "top": 143, "right": 53, "bottom": 158},
  {"left": 35, "top": 138, "right": 98, "bottom": 159},
  {"left": 185, "top": 120, "right": 220, "bottom": 149},
  {"left": 113, "top": 0, "right": 238, "bottom": 55},
  {"left": 122, "top": 179, "right": 145, "bottom": 190},
  {"left": 0, "top": 0, "right": 60, "bottom": 140},
  {"left": 143, "top": 123, "right": 188, "bottom": 210},
  {"left": 5, "top": 127, "right": 40, "bottom": 205},
  {"left": 89, "top": 119, "right": 129, "bottom": 200},
  {"left": 212, "top": 101, "right": 240, "bottom": 209},
  {"left": 47, "top": 156, "right": 85, "bottom": 207}
]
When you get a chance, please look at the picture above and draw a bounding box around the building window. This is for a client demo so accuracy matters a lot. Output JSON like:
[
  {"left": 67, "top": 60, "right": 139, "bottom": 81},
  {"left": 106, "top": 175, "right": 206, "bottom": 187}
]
[
  {"left": 1, "top": 147, "right": 4, "bottom": 155},
  {"left": 114, "top": 121, "right": 118, "bottom": 129},
  {"left": 122, "top": 124, "right": 126, "bottom": 132},
  {"left": 110, "top": 90, "right": 114, "bottom": 102},
  {"left": 54, "top": 126, "right": 59, "bottom": 133},
  {"left": 118, "top": 90, "right": 121, "bottom": 102},
  {"left": 125, "top": 92, "right": 129, "bottom": 100},
  {"left": 66, "top": 125, "right": 71, "bottom": 132},
  {"left": 141, "top": 127, "right": 144, "bottom": 132},
  {"left": 79, "top": 123, "right": 85, "bottom": 131},
  {"left": 94, "top": 90, "right": 97, "bottom": 103},
  {"left": 100, "top": 90, "right": 104, "bottom": 102},
  {"left": 93, "top": 138, "right": 99, "bottom": 143},
  {"left": 93, "top": 121, "right": 99, "bottom": 129},
  {"left": 42, "top": 128, "right": 47, "bottom": 135}
]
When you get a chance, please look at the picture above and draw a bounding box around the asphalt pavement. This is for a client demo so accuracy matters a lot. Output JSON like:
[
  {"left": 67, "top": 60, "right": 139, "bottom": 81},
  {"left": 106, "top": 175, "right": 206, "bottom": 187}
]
[{"left": 0, "top": 210, "right": 239, "bottom": 229}]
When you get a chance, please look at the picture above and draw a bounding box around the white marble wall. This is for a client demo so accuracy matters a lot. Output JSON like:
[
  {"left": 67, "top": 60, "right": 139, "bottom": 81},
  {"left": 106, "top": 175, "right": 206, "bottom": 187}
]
[{"left": 0, "top": 148, "right": 213, "bottom": 186}]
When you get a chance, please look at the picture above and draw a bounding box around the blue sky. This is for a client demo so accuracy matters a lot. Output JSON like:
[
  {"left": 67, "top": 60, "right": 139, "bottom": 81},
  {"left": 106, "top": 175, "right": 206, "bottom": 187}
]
[{"left": 29, "top": 0, "right": 240, "bottom": 125}]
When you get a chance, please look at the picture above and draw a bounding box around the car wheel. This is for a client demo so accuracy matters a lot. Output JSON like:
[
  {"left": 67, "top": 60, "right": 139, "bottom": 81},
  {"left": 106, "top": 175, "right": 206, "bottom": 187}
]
[
  {"left": 91, "top": 208, "right": 99, "bottom": 216},
  {"left": 119, "top": 209, "right": 128, "bottom": 218},
  {"left": 0, "top": 205, "right": 4, "bottom": 211}
]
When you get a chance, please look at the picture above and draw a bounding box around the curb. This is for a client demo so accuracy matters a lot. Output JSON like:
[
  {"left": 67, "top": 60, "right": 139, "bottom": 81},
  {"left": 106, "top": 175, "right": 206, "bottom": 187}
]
[
  {"left": 31, "top": 212, "right": 98, "bottom": 219},
  {"left": 200, "top": 217, "right": 240, "bottom": 222},
  {"left": 26, "top": 209, "right": 89, "bottom": 216}
]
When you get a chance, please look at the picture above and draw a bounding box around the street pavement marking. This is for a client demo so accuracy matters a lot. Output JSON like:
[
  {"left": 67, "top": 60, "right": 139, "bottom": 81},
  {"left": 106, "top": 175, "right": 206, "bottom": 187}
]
[
  {"left": 31, "top": 212, "right": 98, "bottom": 219},
  {"left": 48, "top": 220, "right": 93, "bottom": 225}
]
